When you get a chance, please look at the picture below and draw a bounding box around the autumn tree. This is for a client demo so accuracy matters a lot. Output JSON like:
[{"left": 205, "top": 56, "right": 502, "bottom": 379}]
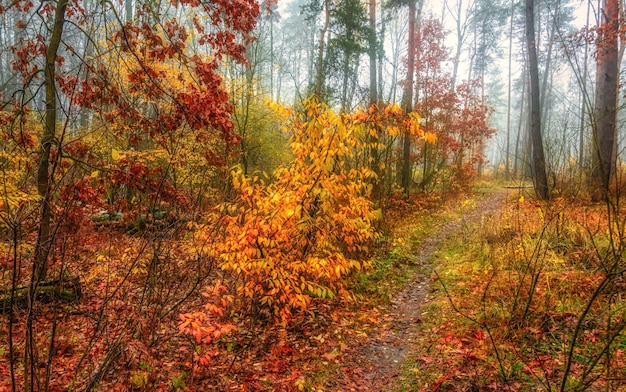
[
  {"left": 412, "top": 17, "right": 455, "bottom": 189},
  {"left": 227, "top": 7, "right": 292, "bottom": 176},
  {"left": 315, "top": 0, "right": 330, "bottom": 99},
  {"left": 411, "top": 17, "right": 495, "bottom": 190},
  {"left": 182, "top": 101, "right": 380, "bottom": 338},
  {"left": 525, "top": 0, "right": 549, "bottom": 199},
  {"left": 400, "top": 0, "right": 418, "bottom": 195},
  {"left": 591, "top": 0, "right": 619, "bottom": 201},
  {"left": 0, "top": 0, "right": 261, "bottom": 389}
]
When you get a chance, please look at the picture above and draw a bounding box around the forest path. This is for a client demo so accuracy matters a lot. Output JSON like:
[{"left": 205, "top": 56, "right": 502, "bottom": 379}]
[{"left": 333, "top": 188, "right": 511, "bottom": 391}]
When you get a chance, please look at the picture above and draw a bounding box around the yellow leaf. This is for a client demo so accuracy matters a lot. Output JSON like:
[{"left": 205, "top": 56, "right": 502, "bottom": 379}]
[
  {"left": 409, "top": 111, "right": 421, "bottom": 121},
  {"left": 423, "top": 132, "right": 437, "bottom": 144},
  {"left": 295, "top": 376, "right": 306, "bottom": 391},
  {"left": 90, "top": 170, "right": 99, "bottom": 178},
  {"left": 111, "top": 148, "right": 120, "bottom": 161},
  {"left": 387, "top": 125, "right": 400, "bottom": 136},
  {"left": 384, "top": 103, "right": 402, "bottom": 117},
  {"left": 337, "top": 118, "right": 347, "bottom": 137}
]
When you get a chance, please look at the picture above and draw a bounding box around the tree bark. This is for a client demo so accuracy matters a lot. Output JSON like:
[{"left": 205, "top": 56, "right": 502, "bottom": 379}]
[
  {"left": 539, "top": 0, "right": 560, "bottom": 126},
  {"left": 591, "top": 0, "right": 619, "bottom": 201},
  {"left": 525, "top": 0, "right": 549, "bottom": 199},
  {"left": 401, "top": 0, "right": 416, "bottom": 197},
  {"left": 369, "top": 0, "right": 378, "bottom": 106},
  {"left": 125, "top": 0, "right": 133, "bottom": 22},
  {"left": 315, "top": 0, "right": 330, "bottom": 100},
  {"left": 368, "top": 0, "right": 381, "bottom": 197},
  {"left": 505, "top": 0, "right": 514, "bottom": 179},
  {"left": 578, "top": 0, "right": 591, "bottom": 173},
  {"left": 28, "top": 2, "right": 68, "bottom": 389}
]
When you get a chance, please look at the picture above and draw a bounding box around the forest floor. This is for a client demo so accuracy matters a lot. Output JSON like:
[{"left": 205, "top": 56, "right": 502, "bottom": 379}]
[
  {"left": 174, "top": 182, "right": 626, "bottom": 391},
  {"left": 205, "top": 185, "right": 515, "bottom": 392},
  {"left": 2, "top": 185, "right": 512, "bottom": 392},
  {"left": 5, "top": 183, "right": 626, "bottom": 391},
  {"left": 311, "top": 183, "right": 626, "bottom": 392},
  {"left": 294, "top": 185, "right": 508, "bottom": 391},
  {"left": 327, "top": 186, "right": 510, "bottom": 391}
]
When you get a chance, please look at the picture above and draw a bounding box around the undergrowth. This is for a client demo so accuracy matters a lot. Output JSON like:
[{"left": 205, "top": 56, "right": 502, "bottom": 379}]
[
  {"left": 352, "top": 189, "right": 481, "bottom": 306},
  {"left": 401, "top": 191, "right": 626, "bottom": 391},
  {"left": 300, "top": 190, "right": 477, "bottom": 390},
  {"left": 352, "top": 214, "right": 436, "bottom": 305}
]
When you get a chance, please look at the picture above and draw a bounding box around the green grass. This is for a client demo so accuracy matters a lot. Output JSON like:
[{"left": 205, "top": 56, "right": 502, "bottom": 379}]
[{"left": 351, "top": 209, "right": 444, "bottom": 305}]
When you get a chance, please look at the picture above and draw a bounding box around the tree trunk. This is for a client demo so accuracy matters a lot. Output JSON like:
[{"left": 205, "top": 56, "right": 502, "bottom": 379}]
[
  {"left": 525, "top": 0, "right": 549, "bottom": 199},
  {"left": 28, "top": 2, "right": 68, "bottom": 389},
  {"left": 514, "top": 60, "right": 527, "bottom": 179},
  {"left": 315, "top": 0, "right": 330, "bottom": 100},
  {"left": 341, "top": 54, "right": 349, "bottom": 111},
  {"left": 401, "top": 0, "right": 416, "bottom": 197},
  {"left": 34, "top": 0, "right": 68, "bottom": 299},
  {"left": 539, "top": 0, "right": 560, "bottom": 125},
  {"left": 270, "top": 12, "right": 274, "bottom": 101},
  {"left": 451, "top": 0, "right": 464, "bottom": 91},
  {"left": 578, "top": 0, "right": 591, "bottom": 173},
  {"left": 505, "top": 0, "right": 514, "bottom": 179},
  {"left": 377, "top": 0, "right": 385, "bottom": 106},
  {"left": 591, "top": 0, "right": 619, "bottom": 201},
  {"left": 125, "top": 0, "right": 133, "bottom": 22},
  {"left": 369, "top": 0, "right": 377, "bottom": 106},
  {"left": 368, "top": 0, "right": 381, "bottom": 197}
]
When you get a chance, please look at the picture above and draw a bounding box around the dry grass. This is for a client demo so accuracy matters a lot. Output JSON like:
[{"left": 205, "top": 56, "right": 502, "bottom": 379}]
[{"left": 401, "top": 193, "right": 626, "bottom": 391}]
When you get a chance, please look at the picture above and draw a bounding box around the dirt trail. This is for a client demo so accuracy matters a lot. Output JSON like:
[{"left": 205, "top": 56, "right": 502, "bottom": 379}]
[{"left": 335, "top": 190, "right": 510, "bottom": 391}]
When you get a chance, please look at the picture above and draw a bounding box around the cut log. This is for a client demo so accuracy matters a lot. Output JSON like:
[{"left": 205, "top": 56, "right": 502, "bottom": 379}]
[{"left": 0, "top": 276, "right": 81, "bottom": 313}]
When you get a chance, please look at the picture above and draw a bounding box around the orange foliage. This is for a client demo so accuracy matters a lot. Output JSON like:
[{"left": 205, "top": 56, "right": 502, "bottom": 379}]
[
  {"left": 180, "top": 101, "right": 381, "bottom": 351},
  {"left": 219, "top": 101, "right": 379, "bottom": 321}
]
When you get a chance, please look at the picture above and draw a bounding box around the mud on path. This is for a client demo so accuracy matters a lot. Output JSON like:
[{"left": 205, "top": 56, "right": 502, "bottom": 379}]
[{"left": 333, "top": 189, "right": 510, "bottom": 391}]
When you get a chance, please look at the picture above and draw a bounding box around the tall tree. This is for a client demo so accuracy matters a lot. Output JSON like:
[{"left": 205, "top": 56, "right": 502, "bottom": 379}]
[
  {"left": 444, "top": 0, "right": 470, "bottom": 90},
  {"left": 315, "top": 0, "right": 330, "bottom": 99},
  {"left": 591, "top": 0, "right": 619, "bottom": 201},
  {"left": 325, "top": 0, "right": 368, "bottom": 111},
  {"left": 384, "top": 6, "right": 408, "bottom": 103},
  {"left": 369, "top": 0, "right": 378, "bottom": 106},
  {"left": 401, "top": 0, "right": 417, "bottom": 196},
  {"left": 505, "top": 0, "right": 514, "bottom": 178},
  {"left": 368, "top": 0, "right": 381, "bottom": 196},
  {"left": 29, "top": 4, "right": 69, "bottom": 387},
  {"left": 467, "top": 0, "right": 507, "bottom": 98},
  {"left": 278, "top": 0, "right": 319, "bottom": 103},
  {"left": 578, "top": 0, "right": 591, "bottom": 172},
  {"left": 525, "top": 0, "right": 549, "bottom": 199}
]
